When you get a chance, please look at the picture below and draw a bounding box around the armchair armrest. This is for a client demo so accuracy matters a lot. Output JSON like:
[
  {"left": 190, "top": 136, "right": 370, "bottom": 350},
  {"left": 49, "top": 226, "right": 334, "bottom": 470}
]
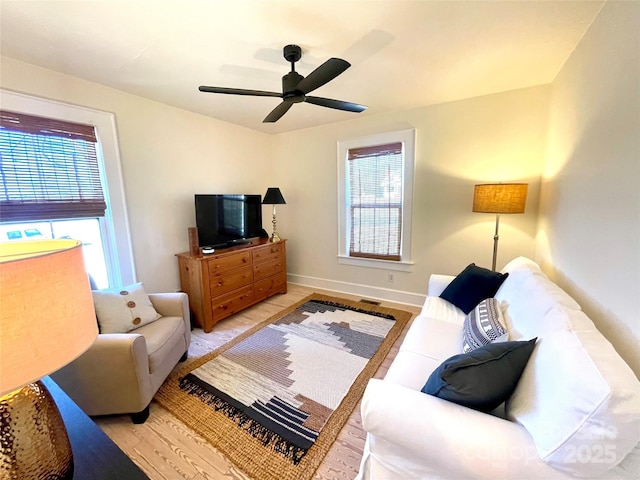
[
  {"left": 51, "top": 334, "right": 152, "bottom": 416},
  {"left": 148, "top": 292, "right": 189, "bottom": 318},
  {"left": 427, "top": 274, "right": 455, "bottom": 297},
  {"left": 361, "top": 379, "right": 566, "bottom": 479}
]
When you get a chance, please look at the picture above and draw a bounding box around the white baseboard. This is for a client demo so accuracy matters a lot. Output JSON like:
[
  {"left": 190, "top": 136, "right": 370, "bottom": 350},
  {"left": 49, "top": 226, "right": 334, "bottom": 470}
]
[{"left": 287, "top": 273, "right": 426, "bottom": 307}]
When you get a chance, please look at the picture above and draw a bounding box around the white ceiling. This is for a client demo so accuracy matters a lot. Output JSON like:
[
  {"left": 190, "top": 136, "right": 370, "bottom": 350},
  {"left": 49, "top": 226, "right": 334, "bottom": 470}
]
[{"left": 0, "top": 1, "right": 604, "bottom": 134}]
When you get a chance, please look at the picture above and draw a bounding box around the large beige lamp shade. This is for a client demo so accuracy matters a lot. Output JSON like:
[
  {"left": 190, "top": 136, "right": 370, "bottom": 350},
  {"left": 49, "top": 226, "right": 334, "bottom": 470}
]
[
  {"left": 473, "top": 183, "right": 528, "bottom": 271},
  {"left": 0, "top": 239, "right": 98, "bottom": 479}
]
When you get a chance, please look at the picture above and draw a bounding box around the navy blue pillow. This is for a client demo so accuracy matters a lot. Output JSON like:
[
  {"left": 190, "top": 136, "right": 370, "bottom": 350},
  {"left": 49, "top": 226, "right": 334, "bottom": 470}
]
[
  {"left": 439, "top": 263, "right": 508, "bottom": 314},
  {"left": 422, "top": 338, "right": 537, "bottom": 412}
]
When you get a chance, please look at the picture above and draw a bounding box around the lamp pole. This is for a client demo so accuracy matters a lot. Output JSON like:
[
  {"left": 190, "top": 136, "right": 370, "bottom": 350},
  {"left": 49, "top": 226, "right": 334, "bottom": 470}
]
[{"left": 492, "top": 214, "right": 500, "bottom": 271}]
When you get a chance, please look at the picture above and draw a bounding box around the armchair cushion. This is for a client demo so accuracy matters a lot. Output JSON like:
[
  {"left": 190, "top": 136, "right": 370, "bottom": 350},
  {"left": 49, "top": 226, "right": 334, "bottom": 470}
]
[
  {"left": 134, "top": 315, "right": 187, "bottom": 373},
  {"left": 92, "top": 282, "right": 160, "bottom": 333}
]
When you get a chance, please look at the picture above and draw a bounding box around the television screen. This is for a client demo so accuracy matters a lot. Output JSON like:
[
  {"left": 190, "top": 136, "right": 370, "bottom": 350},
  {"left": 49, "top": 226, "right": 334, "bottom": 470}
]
[{"left": 195, "top": 194, "right": 263, "bottom": 248}]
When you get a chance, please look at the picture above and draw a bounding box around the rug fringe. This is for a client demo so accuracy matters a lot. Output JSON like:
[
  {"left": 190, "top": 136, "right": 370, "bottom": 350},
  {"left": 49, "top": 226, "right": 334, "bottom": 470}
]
[
  {"left": 308, "top": 299, "right": 397, "bottom": 320},
  {"left": 179, "top": 377, "right": 307, "bottom": 465}
]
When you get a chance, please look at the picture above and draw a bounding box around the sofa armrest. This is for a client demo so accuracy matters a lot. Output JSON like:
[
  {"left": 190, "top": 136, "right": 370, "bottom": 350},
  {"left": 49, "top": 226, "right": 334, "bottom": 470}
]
[
  {"left": 51, "top": 333, "right": 152, "bottom": 416},
  {"left": 361, "top": 379, "right": 567, "bottom": 479},
  {"left": 148, "top": 292, "right": 189, "bottom": 318},
  {"left": 427, "top": 274, "right": 455, "bottom": 297}
]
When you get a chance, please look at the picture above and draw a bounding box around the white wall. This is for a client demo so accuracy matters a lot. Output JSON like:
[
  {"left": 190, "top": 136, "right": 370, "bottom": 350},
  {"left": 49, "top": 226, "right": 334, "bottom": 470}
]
[
  {"left": 536, "top": 1, "right": 640, "bottom": 375},
  {"left": 274, "top": 86, "right": 549, "bottom": 303},
  {"left": 0, "top": 57, "right": 275, "bottom": 293}
]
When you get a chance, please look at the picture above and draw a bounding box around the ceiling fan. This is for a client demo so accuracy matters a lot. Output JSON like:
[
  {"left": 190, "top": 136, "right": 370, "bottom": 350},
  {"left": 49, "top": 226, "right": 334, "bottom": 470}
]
[{"left": 199, "top": 44, "right": 367, "bottom": 123}]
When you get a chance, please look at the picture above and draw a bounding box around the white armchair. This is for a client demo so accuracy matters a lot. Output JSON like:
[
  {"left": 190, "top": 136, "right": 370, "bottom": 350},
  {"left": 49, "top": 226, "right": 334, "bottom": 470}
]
[{"left": 51, "top": 292, "right": 191, "bottom": 423}]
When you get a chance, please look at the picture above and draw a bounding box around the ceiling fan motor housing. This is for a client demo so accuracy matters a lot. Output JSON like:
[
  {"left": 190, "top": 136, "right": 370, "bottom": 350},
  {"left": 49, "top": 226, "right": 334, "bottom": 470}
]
[
  {"left": 283, "top": 72, "right": 305, "bottom": 100},
  {"left": 283, "top": 44, "right": 302, "bottom": 63}
]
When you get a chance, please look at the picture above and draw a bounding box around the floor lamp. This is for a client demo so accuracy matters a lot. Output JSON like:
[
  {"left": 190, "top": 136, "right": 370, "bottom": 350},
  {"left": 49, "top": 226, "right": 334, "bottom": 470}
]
[
  {"left": 262, "top": 187, "right": 286, "bottom": 242},
  {"left": 472, "top": 183, "right": 528, "bottom": 271},
  {"left": 0, "top": 239, "right": 98, "bottom": 479}
]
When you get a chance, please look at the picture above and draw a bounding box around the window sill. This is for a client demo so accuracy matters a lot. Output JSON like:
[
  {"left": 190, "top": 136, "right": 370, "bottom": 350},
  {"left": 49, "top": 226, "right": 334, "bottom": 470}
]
[{"left": 337, "top": 255, "right": 414, "bottom": 272}]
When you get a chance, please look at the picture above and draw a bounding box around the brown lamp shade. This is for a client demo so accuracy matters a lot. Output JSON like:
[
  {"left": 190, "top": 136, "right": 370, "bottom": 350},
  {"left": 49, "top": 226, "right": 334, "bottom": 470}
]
[{"left": 473, "top": 183, "right": 528, "bottom": 214}]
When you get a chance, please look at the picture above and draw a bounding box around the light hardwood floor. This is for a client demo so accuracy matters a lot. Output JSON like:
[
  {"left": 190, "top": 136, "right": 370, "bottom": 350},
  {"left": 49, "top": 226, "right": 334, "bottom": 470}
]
[{"left": 95, "top": 284, "right": 421, "bottom": 480}]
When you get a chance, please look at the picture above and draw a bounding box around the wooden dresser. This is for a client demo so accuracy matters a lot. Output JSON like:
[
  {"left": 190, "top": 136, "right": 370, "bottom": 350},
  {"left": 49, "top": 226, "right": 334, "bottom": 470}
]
[{"left": 176, "top": 239, "right": 287, "bottom": 332}]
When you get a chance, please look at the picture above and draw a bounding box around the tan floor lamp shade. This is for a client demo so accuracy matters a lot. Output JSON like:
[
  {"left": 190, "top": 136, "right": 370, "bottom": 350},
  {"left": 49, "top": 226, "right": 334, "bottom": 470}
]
[
  {"left": 0, "top": 239, "right": 98, "bottom": 479},
  {"left": 473, "top": 183, "right": 528, "bottom": 271}
]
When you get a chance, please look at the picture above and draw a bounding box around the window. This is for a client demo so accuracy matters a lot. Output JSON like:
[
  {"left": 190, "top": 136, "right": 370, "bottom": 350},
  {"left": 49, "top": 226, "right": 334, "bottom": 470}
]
[
  {"left": 0, "top": 110, "right": 106, "bottom": 221},
  {"left": 0, "top": 89, "right": 135, "bottom": 288},
  {"left": 338, "top": 129, "right": 415, "bottom": 271}
]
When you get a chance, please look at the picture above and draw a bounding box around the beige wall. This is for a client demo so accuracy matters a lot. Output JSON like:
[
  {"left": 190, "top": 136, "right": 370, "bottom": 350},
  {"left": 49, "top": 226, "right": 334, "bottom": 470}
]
[
  {"left": 273, "top": 86, "right": 549, "bottom": 302},
  {"left": 0, "top": 57, "right": 549, "bottom": 304},
  {"left": 0, "top": 57, "right": 275, "bottom": 292},
  {"left": 0, "top": 55, "right": 549, "bottom": 302},
  {"left": 535, "top": 1, "right": 640, "bottom": 374}
]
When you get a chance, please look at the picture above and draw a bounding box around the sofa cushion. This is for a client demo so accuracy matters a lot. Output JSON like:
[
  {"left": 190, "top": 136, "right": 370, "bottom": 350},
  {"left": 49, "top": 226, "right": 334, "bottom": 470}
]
[
  {"left": 495, "top": 262, "right": 580, "bottom": 341},
  {"left": 394, "top": 313, "right": 465, "bottom": 388},
  {"left": 422, "top": 338, "right": 536, "bottom": 412},
  {"left": 506, "top": 307, "right": 640, "bottom": 477},
  {"left": 462, "top": 298, "right": 508, "bottom": 353},
  {"left": 92, "top": 282, "right": 161, "bottom": 334},
  {"left": 439, "top": 263, "right": 509, "bottom": 314},
  {"left": 500, "top": 256, "right": 543, "bottom": 275},
  {"left": 419, "top": 296, "right": 466, "bottom": 326}
]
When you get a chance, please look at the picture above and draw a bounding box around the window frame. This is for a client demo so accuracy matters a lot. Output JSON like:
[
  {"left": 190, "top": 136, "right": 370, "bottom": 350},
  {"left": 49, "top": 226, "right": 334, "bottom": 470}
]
[
  {"left": 337, "top": 128, "right": 415, "bottom": 272},
  {"left": 0, "top": 89, "right": 136, "bottom": 287}
]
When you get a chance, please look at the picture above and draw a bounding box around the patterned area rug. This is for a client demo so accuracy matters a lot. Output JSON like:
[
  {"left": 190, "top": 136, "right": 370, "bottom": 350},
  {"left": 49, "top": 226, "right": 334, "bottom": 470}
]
[{"left": 156, "top": 293, "right": 412, "bottom": 480}]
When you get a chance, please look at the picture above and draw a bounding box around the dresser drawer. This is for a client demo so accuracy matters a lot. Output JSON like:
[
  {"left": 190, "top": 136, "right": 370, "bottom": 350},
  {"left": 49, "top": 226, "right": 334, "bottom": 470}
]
[
  {"left": 254, "top": 272, "right": 287, "bottom": 302},
  {"left": 252, "top": 243, "right": 283, "bottom": 264},
  {"left": 253, "top": 257, "right": 284, "bottom": 282},
  {"left": 207, "top": 251, "right": 252, "bottom": 276},
  {"left": 212, "top": 285, "right": 255, "bottom": 322},
  {"left": 210, "top": 265, "right": 252, "bottom": 297}
]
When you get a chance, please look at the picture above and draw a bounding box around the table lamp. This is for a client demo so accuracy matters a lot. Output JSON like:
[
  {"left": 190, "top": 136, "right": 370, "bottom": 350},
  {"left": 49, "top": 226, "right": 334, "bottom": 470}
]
[
  {"left": 472, "top": 183, "right": 528, "bottom": 271},
  {"left": 262, "top": 187, "right": 286, "bottom": 242},
  {"left": 0, "top": 239, "right": 98, "bottom": 479}
]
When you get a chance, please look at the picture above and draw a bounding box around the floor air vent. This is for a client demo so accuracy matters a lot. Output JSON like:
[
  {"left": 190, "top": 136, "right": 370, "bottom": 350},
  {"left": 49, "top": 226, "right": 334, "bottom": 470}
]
[{"left": 359, "top": 299, "right": 381, "bottom": 306}]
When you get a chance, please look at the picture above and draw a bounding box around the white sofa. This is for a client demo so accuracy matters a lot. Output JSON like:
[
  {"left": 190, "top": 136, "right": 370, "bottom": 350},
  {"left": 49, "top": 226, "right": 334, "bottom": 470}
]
[{"left": 357, "top": 257, "right": 640, "bottom": 479}]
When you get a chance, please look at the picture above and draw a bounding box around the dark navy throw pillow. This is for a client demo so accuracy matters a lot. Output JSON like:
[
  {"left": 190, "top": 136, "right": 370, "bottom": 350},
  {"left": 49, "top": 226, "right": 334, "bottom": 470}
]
[
  {"left": 422, "top": 338, "right": 537, "bottom": 412},
  {"left": 439, "top": 263, "right": 508, "bottom": 314}
]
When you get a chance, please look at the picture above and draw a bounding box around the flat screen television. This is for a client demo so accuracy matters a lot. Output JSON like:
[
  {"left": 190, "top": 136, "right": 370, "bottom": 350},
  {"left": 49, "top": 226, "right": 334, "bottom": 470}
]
[{"left": 195, "top": 194, "right": 264, "bottom": 248}]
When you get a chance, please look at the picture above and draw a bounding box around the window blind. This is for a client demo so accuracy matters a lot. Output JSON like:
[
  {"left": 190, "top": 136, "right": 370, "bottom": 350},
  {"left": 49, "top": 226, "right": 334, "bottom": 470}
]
[
  {"left": 0, "top": 110, "right": 107, "bottom": 221},
  {"left": 348, "top": 142, "right": 403, "bottom": 261}
]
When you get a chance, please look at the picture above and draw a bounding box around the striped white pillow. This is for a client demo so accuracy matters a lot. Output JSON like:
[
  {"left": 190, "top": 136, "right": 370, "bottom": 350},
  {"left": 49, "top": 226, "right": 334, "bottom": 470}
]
[{"left": 462, "top": 298, "right": 508, "bottom": 353}]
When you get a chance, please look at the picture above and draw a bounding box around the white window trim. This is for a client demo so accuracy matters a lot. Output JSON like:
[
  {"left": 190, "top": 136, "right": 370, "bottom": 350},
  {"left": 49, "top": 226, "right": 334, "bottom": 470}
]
[
  {"left": 0, "top": 89, "right": 136, "bottom": 286},
  {"left": 337, "top": 128, "right": 415, "bottom": 272}
]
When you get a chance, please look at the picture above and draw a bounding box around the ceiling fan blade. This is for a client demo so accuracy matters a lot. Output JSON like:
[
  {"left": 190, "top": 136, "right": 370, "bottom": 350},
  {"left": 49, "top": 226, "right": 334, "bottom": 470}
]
[
  {"left": 295, "top": 58, "right": 351, "bottom": 94},
  {"left": 199, "top": 86, "right": 281, "bottom": 97},
  {"left": 263, "top": 101, "right": 294, "bottom": 123},
  {"left": 305, "top": 96, "right": 367, "bottom": 113}
]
